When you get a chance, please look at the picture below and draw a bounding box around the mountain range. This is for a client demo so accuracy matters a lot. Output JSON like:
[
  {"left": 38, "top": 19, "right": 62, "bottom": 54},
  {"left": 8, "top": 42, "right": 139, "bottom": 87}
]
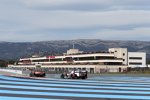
[{"left": 0, "top": 39, "right": 150, "bottom": 60}]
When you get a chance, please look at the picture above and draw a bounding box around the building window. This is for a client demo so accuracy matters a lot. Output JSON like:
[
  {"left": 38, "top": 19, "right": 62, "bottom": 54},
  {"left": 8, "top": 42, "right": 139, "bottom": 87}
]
[
  {"left": 123, "top": 53, "right": 125, "bottom": 56},
  {"left": 123, "top": 59, "right": 125, "bottom": 61},
  {"left": 129, "top": 62, "right": 142, "bottom": 65},
  {"left": 129, "top": 57, "right": 142, "bottom": 60}
]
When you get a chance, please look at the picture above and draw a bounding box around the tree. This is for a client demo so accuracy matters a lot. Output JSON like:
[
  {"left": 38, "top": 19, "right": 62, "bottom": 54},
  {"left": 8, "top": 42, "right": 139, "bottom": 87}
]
[
  {"left": 147, "top": 59, "right": 150, "bottom": 64},
  {"left": 0, "top": 60, "right": 7, "bottom": 67}
]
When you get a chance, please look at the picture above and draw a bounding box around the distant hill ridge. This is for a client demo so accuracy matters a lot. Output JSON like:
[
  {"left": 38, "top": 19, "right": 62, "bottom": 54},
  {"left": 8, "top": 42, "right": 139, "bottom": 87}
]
[{"left": 0, "top": 39, "right": 150, "bottom": 60}]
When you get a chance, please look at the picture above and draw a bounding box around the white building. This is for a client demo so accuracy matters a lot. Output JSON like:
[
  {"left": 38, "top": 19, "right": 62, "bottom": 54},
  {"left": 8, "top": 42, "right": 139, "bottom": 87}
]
[
  {"left": 109, "top": 48, "right": 146, "bottom": 67},
  {"left": 65, "top": 49, "right": 83, "bottom": 55},
  {"left": 128, "top": 52, "right": 146, "bottom": 67},
  {"left": 109, "top": 48, "right": 128, "bottom": 65},
  {"left": 9, "top": 48, "right": 147, "bottom": 73}
]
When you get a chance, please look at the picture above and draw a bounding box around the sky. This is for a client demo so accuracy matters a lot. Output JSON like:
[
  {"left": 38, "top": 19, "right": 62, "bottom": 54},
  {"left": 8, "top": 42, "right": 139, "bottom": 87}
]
[{"left": 0, "top": 0, "right": 150, "bottom": 42}]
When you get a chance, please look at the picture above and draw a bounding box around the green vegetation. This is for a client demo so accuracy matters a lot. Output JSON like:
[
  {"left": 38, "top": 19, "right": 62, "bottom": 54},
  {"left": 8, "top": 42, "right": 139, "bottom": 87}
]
[
  {"left": 148, "top": 60, "right": 150, "bottom": 64},
  {"left": 0, "top": 60, "right": 15, "bottom": 67},
  {"left": 0, "top": 60, "right": 7, "bottom": 67}
]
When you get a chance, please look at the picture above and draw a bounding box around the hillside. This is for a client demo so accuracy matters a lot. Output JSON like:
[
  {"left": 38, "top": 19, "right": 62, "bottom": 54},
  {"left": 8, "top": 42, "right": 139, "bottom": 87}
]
[{"left": 0, "top": 39, "right": 150, "bottom": 60}]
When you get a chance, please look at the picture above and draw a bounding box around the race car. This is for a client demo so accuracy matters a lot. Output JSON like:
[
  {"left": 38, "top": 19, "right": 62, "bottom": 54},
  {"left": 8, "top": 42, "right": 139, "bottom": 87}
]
[
  {"left": 61, "top": 70, "right": 87, "bottom": 79},
  {"left": 30, "top": 69, "right": 46, "bottom": 77}
]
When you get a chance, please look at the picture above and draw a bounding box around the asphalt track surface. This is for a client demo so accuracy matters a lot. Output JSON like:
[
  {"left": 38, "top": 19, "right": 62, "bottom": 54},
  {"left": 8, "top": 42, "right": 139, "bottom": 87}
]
[{"left": 0, "top": 74, "right": 150, "bottom": 100}]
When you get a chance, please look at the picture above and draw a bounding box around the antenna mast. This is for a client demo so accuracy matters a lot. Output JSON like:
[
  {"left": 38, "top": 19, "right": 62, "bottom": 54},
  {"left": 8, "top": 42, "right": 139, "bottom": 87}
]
[{"left": 73, "top": 40, "right": 75, "bottom": 49}]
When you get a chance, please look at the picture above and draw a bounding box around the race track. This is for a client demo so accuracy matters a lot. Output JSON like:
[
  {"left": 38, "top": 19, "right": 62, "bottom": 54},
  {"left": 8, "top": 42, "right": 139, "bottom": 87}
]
[{"left": 0, "top": 75, "right": 150, "bottom": 100}]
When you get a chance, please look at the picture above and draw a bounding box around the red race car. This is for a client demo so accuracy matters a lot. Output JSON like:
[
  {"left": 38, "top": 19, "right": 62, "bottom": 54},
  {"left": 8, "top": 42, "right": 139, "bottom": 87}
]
[{"left": 30, "top": 70, "right": 46, "bottom": 77}]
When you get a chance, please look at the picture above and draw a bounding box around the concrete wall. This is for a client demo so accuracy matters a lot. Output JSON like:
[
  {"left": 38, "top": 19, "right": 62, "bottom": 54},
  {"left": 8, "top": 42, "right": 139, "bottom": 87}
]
[
  {"left": 0, "top": 69, "right": 22, "bottom": 74},
  {"left": 9, "top": 64, "right": 128, "bottom": 73},
  {"left": 128, "top": 52, "right": 146, "bottom": 67},
  {"left": 95, "top": 65, "right": 128, "bottom": 73},
  {"left": 109, "top": 48, "right": 128, "bottom": 65}
]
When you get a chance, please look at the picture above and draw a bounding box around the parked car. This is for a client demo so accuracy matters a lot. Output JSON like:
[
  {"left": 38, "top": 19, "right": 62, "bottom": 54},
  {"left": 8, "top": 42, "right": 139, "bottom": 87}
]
[
  {"left": 30, "top": 69, "right": 46, "bottom": 77},
  {"left": 61, "top": 70, "right": 87, "bottom": 79}
]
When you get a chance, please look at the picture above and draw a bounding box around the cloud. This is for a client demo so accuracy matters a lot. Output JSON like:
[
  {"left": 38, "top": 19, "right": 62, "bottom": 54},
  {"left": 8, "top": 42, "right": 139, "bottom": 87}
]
[
  {"left": 2, "top": 10, "right": 150, "bottom": 29},
  {"left": 1, "top": 26, "right": 150, "bottom": 42},
  {"left": 0, "top": 0, "right": 150, "bottom": 42},
  {"left": 22, "top": 0, "right": 150, "bottom": 11},
  {"left": 96, "top": 27, "right": 150, "bottom": 41},
  {"left": 1, "top": 9, "right": 150, "bottom": 41}
]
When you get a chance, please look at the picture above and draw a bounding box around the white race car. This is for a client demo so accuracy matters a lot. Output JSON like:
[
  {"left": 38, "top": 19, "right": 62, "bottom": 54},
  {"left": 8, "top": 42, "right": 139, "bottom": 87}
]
[{"left": 61, "top": 70, "right": 87, "bottom": 79}]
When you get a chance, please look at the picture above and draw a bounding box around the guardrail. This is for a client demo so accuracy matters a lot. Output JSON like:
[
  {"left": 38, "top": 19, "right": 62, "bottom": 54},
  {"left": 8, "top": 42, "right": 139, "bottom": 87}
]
[{"left": 0, "top": 68, "right": 22, "bottom": 74}]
